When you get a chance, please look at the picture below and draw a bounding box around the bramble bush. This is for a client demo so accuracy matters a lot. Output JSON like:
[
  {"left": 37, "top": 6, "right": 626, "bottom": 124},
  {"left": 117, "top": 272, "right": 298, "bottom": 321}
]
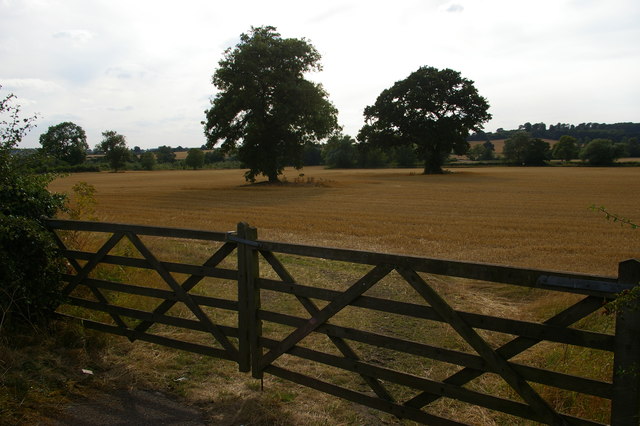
[{"left": 0, "top": 85, "right": 66, "bottom": 331}]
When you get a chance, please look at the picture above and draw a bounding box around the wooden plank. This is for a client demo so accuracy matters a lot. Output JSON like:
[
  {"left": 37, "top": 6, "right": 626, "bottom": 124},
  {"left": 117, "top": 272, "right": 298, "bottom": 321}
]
[
  {"left": 259, "top": 249, "right": 394, "bottom": 402},
  {"left": 63, "top": 250, "right": 238, "bottom": 281},
  {"left": 407, "top": 295, "right": 606, "bottom": 409},
  {"left": 260, "top": 279, "right": 614, "bottom": 351},
  {"left": 125, "top": 232, "right": 239, "bottom": 359},
  {"left": 259, "top": 309, "right": 612, "bottom": 399},
  {"left": 237, "top": 223, "right": 258, "bottom": 373},
  {"left": 396, "top": 266, "right": 565, "bottom": 425},
  {"left": 265, "top": 365, "right": 468, "bottom": 426},
  {"left": 66, "top": 296, "right": 239, "bottom": 337},
  {"left": 237, "top": 224, "right": 263, "bottom": 380},
  {"left": 257, "top": 264, "right": 393, "bottom": 371},
  {"left": 61, "top": 315, "right": 236, "bottom": 361},
  {"left": 66, "top": 277, "right": 239, "bottom": 311},
  {"left": 46, "top": 218, "right": 228, "bottom": 242},
  {"left": 257, "top": 240, "right": 622, "bottom": 297},
  {"left": 81, "top": 277, "right": 240, "bottom": 311},
  {"left": 612, "top": 259, "right": 640, "bottom": 426}
]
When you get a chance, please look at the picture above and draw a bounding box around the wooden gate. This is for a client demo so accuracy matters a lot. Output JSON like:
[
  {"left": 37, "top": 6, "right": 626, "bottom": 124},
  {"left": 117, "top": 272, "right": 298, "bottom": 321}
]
[
  {"left": 47, "top": 219, "right": 251, "bottom": 372},
  {"left": 235, "top": 224, "right": 640, "bottom": 425},
  {"left": 46, "top": 219, "right": 640, "bottom": 425}
]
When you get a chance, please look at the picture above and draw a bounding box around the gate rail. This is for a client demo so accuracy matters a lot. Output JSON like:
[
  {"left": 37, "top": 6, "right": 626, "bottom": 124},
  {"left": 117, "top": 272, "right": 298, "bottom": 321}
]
[{"left": 45, "top": 219, "right": 640, "bottom": 425}]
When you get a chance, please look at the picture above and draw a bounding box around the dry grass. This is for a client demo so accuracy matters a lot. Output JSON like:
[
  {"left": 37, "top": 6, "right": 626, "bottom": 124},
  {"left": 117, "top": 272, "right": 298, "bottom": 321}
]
[{"left": 49, "top": 166, "right": 640, "bottom": 276}]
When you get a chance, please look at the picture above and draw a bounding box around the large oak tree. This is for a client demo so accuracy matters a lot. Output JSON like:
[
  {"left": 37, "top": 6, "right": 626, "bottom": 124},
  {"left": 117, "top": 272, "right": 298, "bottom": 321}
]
[
  {"left": 358, "top": 66, "right": 491, "bottom": 174},
  {"left": 39, "top": 121, "right": 88, "bottom": 165},
  {"left": 203, "top": 26, "right": 338, "bottom": 182}
]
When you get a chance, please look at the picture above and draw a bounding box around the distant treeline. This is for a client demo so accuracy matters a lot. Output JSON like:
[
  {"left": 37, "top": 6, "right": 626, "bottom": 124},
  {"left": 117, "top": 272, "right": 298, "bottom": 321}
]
[{"left": 469, "top": 122, "right": 640, "bottom": 143}]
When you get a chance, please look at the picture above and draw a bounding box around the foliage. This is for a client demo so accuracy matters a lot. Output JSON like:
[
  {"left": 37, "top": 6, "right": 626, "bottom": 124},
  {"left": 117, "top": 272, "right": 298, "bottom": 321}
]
[
  {"left": 579, "top": 138, "right": 626, "bottom": 166},
  {"left": 0, "top": 215, "right": 66, "bottom": 328},
  {"left": 0, "top": 85, "right": 66, "bottom": 331},
  {"left": 67, "top": 182, "right": 98, "bottom": 221},
  {"left": 358, "top": 66, "right": 491, "bottom": 174},
  {"left": 626, "top": 137, "right": 640, "bottom": 157},
  {"left": 502, "top": 132, "right": 551, "bottom": 166},
  {"left": 303, "top": 141, "right": 323, "bottom": 166},
  {"left": 590, "top": 205, "right": 638, "bottom": 229},
  {"left": 185, "top": 148, "right": 205, "bottom": 170},
  {"left": 155, "top": 145, "right": 176, "bottom": 163},
  {"left": 589, "top": 206, "right": 638, "bottom": 316},
  {"left": 203, "top": 26, "right": 339, "bottom": 182},
  {"left": 357, "top": 144, "right": 388, "bottom": 168},
  {"left": 390, "top": 144, "right": 419, "bottom": 167},
  {"left": 552, "top": 135, "right": 579, "bottom": 162},
  {"left": 98, "top": 130, "right": 130, "bottom": 172},
  {"left": 39, "top": 121, "right": 88, "bottom": 165},
  {"left": 467, "top": 140, "right": 495, "bottom": 161},
  {"left": 140, "top": 151, "right": 156, "bottom": 170},
  {"left": 469, "top": 121, "right": 640, "bottom": 144},
  {"left": 322, "top": 135, "right": 358, "bottom": 168},
  {"left": 204, "top": 148, "right": 225, "bottom": 164}
]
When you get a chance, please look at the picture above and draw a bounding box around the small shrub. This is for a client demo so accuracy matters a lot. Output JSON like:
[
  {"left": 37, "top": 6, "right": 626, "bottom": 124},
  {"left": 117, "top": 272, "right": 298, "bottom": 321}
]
[{"left": 0, "top": 215, "right": 66, "bottom": 330}]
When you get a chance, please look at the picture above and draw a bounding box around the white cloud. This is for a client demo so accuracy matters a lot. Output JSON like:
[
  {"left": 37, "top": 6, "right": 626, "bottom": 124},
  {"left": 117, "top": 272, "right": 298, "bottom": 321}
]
[
  {"left": 443, "top": 3, "right": 464, "bottom": 13},
  {"left": 52, "top": 29, "right": 94, "bottom": 44},
  {"left": 0, "top": 78, "right": 61, "bottom": 92},
  {"left": 2, "top": 0, "right": 638, "bottom": 149}
]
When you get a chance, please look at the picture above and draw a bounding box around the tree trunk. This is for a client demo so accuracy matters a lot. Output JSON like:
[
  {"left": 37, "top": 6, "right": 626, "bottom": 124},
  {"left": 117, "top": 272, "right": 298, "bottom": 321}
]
[
  {"left": 267, "top": 172, "right": 280, "bottom": 183},
  {"left": 423, "top": 152, "right": 444, "bottom": 174},
  {"left": 423, "top": 164, "right": 444, "bottom": 174}
]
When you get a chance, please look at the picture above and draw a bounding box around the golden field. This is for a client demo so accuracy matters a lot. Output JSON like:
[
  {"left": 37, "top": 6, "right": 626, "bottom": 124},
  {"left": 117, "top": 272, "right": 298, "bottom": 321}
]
[
  {"left": 50, "top": 165, "right": 639, "bottom": 277},
  {"left": 36, "top": 165, "right": 640, "bottom": 425}
]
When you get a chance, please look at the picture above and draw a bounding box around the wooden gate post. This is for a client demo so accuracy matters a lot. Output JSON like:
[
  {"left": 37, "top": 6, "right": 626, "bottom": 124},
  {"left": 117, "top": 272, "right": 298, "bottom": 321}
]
[
  {"left": 612, "top": 259, "right": 640, "bottom": 425},
  {"left": 237, "top": 222, "right": 259, "bottom": 373}
]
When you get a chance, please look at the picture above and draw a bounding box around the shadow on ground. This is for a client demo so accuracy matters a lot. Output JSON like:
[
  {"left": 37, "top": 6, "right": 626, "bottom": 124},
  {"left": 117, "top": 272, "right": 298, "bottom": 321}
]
[{"left": 44, "top": 388, "right": 295, "bottom": 425}]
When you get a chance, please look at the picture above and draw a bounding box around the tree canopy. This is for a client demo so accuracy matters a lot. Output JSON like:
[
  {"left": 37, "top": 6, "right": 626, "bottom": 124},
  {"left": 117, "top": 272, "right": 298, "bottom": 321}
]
[
  {"left": 502, "top": 132, "right": 551, "bottom": 166},
  {"left": 185, "top": 148, "right": 205, "bottom": 170},
  {"left": 39, "top": 121, "right": 88, "bottom": 165},
  {"left": 155, "top": 145, "right": 176, "bottom": 164},
  {"left": 358, "top": 66, "right": 491, "bottom": 174},
  {"left": 322, "top": 135, "right": 358, "bottom": 169},
  {"left": 98, "top": 130, "right": 129, "bottom": 172},
  {"left": 552, "top": 135, "right": 579, "bottom": 162},
  {"left": 203, "top": 26, "right": 339, "bottom": 182},
  {"left": 579, "top": 138, "right": 626, "bottom": 166}
]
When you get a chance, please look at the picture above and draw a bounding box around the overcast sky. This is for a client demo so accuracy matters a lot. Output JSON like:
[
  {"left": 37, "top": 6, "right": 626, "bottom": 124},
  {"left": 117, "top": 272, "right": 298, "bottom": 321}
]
[{"left": 2, "top": 0, "right": 639, "bottom": 150}]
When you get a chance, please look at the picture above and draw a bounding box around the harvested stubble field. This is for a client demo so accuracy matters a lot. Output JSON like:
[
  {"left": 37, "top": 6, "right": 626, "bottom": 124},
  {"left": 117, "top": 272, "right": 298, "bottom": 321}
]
[
  {"left": 50, "top": 165, "right": 639, "bottom": 276},
  {"left": 44, "top": 166, "right": 639, "bottom": 425}
]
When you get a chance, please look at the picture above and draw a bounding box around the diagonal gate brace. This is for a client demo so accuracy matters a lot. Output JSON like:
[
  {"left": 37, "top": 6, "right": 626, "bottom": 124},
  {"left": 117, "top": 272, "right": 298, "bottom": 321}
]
[
  {"left": 259, "top": 250, "right": 395, "bottom": 402},
  {"left": 257, "top": 263, "right": 394, "bottom": 371},
  {"left": 396, "top": 266, "right": 568, "bottom": 426},
  {"left": 125, "top": 232, "right": 239, "bottom": 359}
]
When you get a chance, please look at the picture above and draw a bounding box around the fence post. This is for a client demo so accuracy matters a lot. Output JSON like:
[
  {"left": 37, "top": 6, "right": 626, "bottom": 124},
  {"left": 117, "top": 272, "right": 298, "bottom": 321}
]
[
  {"left": 611, "top": 259, "right": 640, "bottom": 425},
  {"left": 237, "top": 222, "right": 258, "bottom": 373}
]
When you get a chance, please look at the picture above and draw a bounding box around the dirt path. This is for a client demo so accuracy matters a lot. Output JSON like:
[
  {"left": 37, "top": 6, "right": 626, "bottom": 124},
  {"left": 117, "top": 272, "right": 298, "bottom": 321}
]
[{"left": 45, "top": 388, "right": 207, "bottom": 425}]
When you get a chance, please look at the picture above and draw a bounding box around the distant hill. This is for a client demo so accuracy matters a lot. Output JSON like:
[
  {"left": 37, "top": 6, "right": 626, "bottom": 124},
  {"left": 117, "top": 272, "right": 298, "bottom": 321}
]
[{"left": 469, "top": 122, "right": 640, "bottom": 143}]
